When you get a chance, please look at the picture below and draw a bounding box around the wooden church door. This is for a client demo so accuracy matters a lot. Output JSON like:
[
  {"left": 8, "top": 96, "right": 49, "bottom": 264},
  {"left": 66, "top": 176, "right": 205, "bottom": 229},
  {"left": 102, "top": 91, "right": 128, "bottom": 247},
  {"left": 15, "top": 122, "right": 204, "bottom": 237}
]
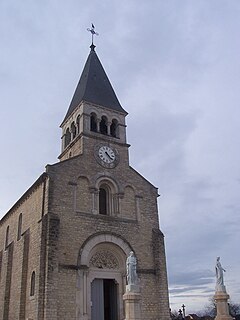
[{"left": 91, "top": 279, "right": 118, "bottom": 320}]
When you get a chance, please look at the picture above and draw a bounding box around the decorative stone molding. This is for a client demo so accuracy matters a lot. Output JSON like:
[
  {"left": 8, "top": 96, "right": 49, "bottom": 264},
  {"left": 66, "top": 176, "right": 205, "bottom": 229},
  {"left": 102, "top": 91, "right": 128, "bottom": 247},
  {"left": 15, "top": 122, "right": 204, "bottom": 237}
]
[
  {"left": 79, "top": 233, "right": 132, "bottom": 266},
  {"left": 89, "top": 250, "right": 119, "bottom": 269}
]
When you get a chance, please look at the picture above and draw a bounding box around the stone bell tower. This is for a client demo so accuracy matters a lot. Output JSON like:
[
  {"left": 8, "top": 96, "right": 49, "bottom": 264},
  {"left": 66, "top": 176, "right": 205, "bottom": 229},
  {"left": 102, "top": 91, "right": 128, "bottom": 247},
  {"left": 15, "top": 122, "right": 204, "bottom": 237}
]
[
  {"left": 45, "top": 38, "right": 171, "bottom": 320},
  {"left": 59, "top": 43, "right": 128, "bottom": 163}
]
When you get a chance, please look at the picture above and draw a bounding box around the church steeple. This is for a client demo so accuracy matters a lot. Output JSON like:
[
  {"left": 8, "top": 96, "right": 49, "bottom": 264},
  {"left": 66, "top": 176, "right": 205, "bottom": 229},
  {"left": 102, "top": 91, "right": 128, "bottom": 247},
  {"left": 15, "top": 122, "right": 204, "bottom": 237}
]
[
  {"left": 62, "top": 45, "right": 127, "bottom": 126},
  {"left": 59, "top": 45, "right": 128, "bottom": 161}
]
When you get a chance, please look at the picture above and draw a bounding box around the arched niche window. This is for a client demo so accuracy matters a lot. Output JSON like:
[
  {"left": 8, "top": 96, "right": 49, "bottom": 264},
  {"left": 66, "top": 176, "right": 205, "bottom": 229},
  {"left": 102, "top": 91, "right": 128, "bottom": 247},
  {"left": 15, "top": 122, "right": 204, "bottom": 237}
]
[
  {"left": 5, "top": 226, "right": 9, "bottom": 249},
  {"left": 64, "top": 128, "right": 71, "bottom": 148},
  {"left": 110, "top": 119, "right": 118, "bottom": 137},
  {"left": 71, "top": 122, "right": 77, "bottom": 139},
  {"left": 90, "top": 113, "right": 97, "bottom": 132},
  {"left": 76, "top": 115, "right": 80, "bottom": 134},
  {"left": 100, "top": 116, "right": 108, "bottom": 135},
  {"left": 17, "top": 213, "right": 22, "bottom": 241},
  {"left": 98, "top": 181, "right": 118, "bottom": 216},
  {"left": 30, "top": 271, "right": 35, "bottom": 296}
]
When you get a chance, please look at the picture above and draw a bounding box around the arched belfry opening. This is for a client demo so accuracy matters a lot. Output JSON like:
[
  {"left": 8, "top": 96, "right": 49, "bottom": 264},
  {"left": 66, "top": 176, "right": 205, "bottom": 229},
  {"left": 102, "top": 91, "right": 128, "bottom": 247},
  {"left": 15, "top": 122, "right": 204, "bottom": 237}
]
[
  {"left": 76, "top": 234, "right": 132, "bottom": 320},
  {"left": 90, "top": 112, "right": 97, "bottom": 132},
  {"left": 64, "top": 128, "right": 71, "bottom": 148},
  {"left": 100, "top": 116, "right": 108, "bottom": 135},
  {"left": 71, "top": 122, "right": 77, "bottom": 139},
  {"left": 110, "top": 119, "right": 118, "bottom": 137}
]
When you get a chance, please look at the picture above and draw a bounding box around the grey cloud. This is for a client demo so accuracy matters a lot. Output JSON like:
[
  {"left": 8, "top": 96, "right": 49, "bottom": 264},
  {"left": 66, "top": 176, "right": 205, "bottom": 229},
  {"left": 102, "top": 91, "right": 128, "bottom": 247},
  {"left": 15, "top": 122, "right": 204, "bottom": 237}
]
[
  {"left": 170, "top": 286, "right": 210, "bottom": 294},
  {"left": 171, "top": 294, "right": 212, "bottom": 299},
  {"left": 169, "top": 270, "right": 214, "bottom": 287}
]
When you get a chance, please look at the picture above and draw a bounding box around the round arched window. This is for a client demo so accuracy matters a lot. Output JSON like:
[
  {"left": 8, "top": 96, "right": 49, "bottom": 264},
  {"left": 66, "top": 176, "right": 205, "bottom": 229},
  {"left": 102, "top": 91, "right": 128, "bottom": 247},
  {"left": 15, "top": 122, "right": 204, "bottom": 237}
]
[{"left": 99, "top": 185, "right": 109, "bottom": 215}]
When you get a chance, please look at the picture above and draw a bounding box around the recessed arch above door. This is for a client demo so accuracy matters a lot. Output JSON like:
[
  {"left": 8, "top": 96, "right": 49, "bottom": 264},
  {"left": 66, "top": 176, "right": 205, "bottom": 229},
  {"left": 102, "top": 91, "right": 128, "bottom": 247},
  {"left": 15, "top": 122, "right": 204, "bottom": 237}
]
[{"left": 76, "top": 233, "right": 133, "bottom": 320}]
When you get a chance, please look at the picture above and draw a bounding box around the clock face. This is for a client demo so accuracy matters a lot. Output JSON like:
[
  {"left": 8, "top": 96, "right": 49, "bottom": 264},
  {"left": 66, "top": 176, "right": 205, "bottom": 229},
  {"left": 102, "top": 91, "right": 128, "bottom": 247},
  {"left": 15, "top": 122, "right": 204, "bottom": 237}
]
[
  {"left": 98, "top": 146, "right": 116, "bottom": 163},
  {"left": 94, "top": 144, "right": 119, "bottom": 168}
]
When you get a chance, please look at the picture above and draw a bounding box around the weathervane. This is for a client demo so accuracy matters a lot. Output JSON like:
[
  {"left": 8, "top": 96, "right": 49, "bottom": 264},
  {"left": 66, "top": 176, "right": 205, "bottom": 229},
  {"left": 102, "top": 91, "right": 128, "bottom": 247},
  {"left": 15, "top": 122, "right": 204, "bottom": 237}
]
[{"left": 87, "top": 23, "right": 99, "bottom": 46}]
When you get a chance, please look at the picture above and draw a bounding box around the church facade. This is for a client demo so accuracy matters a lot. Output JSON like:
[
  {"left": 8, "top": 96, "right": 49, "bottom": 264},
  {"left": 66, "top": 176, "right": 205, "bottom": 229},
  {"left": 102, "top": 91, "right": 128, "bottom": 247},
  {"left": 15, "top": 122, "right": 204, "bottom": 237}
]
[{"left": 0, "top": 43, "right": 170, "bottom": 320}]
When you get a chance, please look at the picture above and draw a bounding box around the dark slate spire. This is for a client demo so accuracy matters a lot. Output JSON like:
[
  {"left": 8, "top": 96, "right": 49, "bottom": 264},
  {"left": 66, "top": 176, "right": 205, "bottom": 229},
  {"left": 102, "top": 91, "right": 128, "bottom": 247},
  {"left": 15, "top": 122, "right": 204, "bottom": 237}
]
[{"left": 62, "top": 45, "right": 127, "bottom": 124}]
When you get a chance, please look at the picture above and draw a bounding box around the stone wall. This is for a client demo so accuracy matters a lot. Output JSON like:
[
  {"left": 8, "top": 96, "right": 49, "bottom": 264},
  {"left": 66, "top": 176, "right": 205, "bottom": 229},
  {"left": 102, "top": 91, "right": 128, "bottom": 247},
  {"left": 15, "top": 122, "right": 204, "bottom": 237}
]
[{"left": 45, "top": 138, "right": 170, "bottom": 320}]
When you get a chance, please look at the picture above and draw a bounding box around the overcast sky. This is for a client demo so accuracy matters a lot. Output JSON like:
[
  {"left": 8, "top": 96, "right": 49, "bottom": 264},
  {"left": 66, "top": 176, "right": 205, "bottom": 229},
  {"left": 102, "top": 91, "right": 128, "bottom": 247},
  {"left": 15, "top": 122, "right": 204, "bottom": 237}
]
[{"left": 1, "top": 0, "right": 240, "bottom": 313}]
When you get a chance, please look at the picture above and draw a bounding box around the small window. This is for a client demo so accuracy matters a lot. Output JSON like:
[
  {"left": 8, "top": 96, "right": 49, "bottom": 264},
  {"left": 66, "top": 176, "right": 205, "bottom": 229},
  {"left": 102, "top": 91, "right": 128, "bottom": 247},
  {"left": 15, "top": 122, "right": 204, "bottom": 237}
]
[
  {"left": 100, "top": 116, "right": 108, "bottom": 135},
  {"left": 90, "top": 113, "right": 97, "bottom": 132},
  {"left": 30, "top": 271, "right": 35, "bottom": 296},
  {"left": 5, "top": 226, "right": 9, "bottom": 250},
  {"left": 17, "top": 213, "right": 22, "bottom": 241},
  {"left": 64, "top": 128, "right": 71, "bottom": 148}
]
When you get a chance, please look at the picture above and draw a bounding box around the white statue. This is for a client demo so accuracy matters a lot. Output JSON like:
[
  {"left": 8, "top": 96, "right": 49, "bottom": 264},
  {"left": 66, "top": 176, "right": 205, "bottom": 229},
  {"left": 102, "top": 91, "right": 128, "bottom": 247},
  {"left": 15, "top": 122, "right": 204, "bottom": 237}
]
[
  {"left": 126, "top": 251, "right": 138, "bottom": 285},
  {"left": 215, "top": 257, "right": 226, "bottom": 290}
]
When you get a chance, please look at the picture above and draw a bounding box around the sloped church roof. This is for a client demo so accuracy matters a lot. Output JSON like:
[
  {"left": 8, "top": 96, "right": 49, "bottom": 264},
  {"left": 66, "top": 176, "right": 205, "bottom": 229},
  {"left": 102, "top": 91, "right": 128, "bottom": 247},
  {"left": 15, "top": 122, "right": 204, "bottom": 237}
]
[{"left": 62, "top": 44, "right": 127, "bottom": 124}]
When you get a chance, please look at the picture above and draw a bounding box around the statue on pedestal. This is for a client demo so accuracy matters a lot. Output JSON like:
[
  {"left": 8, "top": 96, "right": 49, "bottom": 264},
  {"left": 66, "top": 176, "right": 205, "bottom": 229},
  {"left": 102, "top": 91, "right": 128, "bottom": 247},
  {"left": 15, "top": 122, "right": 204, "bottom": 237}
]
[
  {"left": 126, "top": 251, "right": 138, "bottom": 285},
  {"left": 215, "top": 257, "right": 226, "bottom": 291},
  {"left": 214, "top": 257, "right": 232, "bottom": 320},
  {"left": 124, "top": 251, "right": 142, "bottom": 320}
]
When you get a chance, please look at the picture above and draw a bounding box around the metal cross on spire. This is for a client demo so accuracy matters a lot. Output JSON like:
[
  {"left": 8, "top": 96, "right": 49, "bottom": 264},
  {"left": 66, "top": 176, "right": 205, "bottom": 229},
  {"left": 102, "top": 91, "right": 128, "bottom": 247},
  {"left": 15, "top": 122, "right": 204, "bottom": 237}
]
[{"left": 87, "top": 23, "right": 99, "bottom": 48}]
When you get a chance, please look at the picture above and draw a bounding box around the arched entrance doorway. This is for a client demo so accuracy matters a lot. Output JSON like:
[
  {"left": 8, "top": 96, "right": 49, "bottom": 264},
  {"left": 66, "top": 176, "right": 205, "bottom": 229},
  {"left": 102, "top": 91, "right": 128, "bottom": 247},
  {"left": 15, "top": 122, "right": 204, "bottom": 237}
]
[
  {"left": 76, "top": 234, "right": 132, "bottom": 320},
  {"left": 91, "top": 278, "right": 118, "bottom": 320}
]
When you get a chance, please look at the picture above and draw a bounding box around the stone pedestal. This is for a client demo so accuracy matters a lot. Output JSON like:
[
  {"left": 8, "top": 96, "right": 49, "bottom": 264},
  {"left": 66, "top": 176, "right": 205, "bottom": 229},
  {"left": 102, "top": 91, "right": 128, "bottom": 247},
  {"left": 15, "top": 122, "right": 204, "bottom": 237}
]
[
  {"left": 214, "top": 290, "right": 233, "bottom": 320},
  {"left": 123, "top": 285, "right": 142, "bottom": 320}
]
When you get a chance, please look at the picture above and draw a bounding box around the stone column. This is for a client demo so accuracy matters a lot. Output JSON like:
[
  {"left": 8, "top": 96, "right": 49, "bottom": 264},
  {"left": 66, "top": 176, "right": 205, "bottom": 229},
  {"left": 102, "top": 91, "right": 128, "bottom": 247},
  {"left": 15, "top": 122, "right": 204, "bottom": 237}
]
[
  {"left": 123, "top": 285, "right": 142, "bottom": 320},
  {"left": 96, "top": 118, "right": 101, "bottom": 132},
  {"left": 107, "top": 121, "right": 111, "bottom": 135},
  {"left": 214, "top": 290, "right": 232, "bottom": 320}
]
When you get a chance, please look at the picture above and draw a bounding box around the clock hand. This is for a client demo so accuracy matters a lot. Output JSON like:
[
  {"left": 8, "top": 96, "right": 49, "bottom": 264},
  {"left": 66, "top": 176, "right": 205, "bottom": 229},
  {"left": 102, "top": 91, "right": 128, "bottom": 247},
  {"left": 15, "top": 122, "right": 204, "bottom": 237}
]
[{"left": 105, "top": 151, "right": 114, "bottom": 160}]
